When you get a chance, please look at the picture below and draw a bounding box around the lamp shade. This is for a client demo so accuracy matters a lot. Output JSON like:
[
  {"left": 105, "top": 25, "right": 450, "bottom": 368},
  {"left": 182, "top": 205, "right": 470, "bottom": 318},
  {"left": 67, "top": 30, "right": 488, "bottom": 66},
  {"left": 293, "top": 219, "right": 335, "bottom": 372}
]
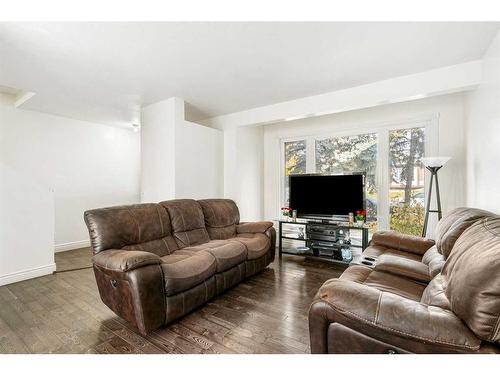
[{"left": 421, "top": 156, "right": 451, "bottom": 168}]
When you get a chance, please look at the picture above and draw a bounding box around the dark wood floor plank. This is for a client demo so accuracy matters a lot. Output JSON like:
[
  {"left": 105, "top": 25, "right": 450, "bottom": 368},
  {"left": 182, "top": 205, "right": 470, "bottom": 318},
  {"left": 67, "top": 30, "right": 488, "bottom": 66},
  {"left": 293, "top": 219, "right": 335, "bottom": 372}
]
[{"left": 0, "top": 250, "right": 341, "bottom": 354}]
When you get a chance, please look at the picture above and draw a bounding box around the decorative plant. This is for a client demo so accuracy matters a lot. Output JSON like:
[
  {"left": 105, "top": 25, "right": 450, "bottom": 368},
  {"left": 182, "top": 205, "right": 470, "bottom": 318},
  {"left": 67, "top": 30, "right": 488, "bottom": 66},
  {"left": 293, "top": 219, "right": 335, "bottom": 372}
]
[
  {"left": 355, "top": 210, "right": 366, "bottom": 222},
  {"left": 281, "top": 207, "right": 292, "bottom": 217}
]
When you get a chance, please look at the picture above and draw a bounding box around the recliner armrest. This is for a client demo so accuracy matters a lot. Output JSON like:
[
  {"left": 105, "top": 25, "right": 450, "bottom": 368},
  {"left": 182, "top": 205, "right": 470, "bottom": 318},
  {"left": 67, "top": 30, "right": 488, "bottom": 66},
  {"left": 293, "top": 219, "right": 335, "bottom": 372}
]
[
  {"left": 374, "top": 254, "right": 431, "bottom": 283},
  {"left": 236, "top": 221, "right": 273, "bottom": 234},
  {"left": 314, "top": 278, "right": 481, "bottom": 351},
  {"left": 370, "top": 230, "right": 435, "bottom": 255},
  {"left": 92, "top": 249, "right": 165, "bottom": 335},
  {"left": 93, "top": 249, "right": 161, "bottom": 272}
]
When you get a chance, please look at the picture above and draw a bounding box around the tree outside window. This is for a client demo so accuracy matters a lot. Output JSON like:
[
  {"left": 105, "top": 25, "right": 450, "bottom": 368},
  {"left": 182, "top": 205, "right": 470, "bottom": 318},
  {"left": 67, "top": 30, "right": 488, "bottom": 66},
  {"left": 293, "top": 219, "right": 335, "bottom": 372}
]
[
  {"left": 389, "top": 127, "right": 425, "bottom": 235},
  {"left": 316, "top": 133, "right": 378, "bottom": 231},
  {"left": 284, "top": 140, "right": 306, "bottom": 205}
]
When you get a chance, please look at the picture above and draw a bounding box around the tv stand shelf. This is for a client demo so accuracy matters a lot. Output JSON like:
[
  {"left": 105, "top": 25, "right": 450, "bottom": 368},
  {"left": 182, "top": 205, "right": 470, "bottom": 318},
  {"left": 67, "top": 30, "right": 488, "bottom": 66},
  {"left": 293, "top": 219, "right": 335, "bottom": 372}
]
[{"left": 278, "top": 219, "right": 369, "bottom": 267}]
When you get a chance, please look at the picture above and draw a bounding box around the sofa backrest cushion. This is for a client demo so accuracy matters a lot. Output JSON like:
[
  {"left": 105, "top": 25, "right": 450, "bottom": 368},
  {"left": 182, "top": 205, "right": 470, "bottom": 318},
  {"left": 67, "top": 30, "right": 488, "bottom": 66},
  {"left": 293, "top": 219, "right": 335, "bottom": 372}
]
[
  {"left": 370, "top": 230, "right": 435, "bottom": 255},
  {"left": 84, "top": 203, "right": 178, "bottom": 256},
  {"left": 420, "top": 273, "right": 451, "bottom": 311},
  {"left": 160, "top": 199, "right": 210, "bottom": 247},
  {"left": 442, "top": 217, "right": 500, "bottom": 343},
  {"left": 421, "top": 245, "right": 446, "bottom": 278},
  {"left": 198, "top": 199, "right": 240, "bottom": 239},
  {"left": 434, "top": 207, "right": 494, "bottom": 258}
]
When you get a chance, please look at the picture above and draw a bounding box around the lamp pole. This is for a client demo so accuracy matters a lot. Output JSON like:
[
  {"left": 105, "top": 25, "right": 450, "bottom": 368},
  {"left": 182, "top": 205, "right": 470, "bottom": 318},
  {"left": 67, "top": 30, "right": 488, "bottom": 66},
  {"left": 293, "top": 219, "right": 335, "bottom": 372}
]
[
  {"left": 421, "top": 156, "right": 450, "bottom": 238},
  {"left": 421, "top": 166, "right": 443, "bottom": 237}
]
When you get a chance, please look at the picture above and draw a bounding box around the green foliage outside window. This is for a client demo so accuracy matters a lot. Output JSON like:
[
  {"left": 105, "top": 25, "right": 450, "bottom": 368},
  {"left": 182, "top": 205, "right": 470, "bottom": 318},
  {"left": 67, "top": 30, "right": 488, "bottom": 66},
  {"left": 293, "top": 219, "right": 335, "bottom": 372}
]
[{"left": 390, "top": 203, "right": 425, "bottom": 236}]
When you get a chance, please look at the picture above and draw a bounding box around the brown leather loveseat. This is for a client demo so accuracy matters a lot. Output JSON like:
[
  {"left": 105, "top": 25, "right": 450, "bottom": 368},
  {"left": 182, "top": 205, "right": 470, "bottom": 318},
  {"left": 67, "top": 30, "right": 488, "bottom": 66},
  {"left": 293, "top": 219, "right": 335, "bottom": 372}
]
[
  {"left": 309, "top": 207, "right": 500, "bottom": 353},
  {"left": 84, "top": 199, "right": 275, "bottom": 335}
]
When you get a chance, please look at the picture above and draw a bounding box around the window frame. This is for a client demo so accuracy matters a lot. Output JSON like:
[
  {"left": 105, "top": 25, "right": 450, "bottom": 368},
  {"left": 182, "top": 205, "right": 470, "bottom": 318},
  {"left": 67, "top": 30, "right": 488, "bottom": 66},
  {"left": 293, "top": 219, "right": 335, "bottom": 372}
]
[{"left": 279, "top": 115, "right": 439, "bottom": 230}]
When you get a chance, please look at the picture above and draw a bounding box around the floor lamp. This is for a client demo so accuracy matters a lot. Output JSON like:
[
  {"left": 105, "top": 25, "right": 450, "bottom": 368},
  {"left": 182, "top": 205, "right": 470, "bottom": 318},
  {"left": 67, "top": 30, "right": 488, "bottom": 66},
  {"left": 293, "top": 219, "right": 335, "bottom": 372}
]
[{"left": 421, "top": 157, "right": 451, "bottom": 237}]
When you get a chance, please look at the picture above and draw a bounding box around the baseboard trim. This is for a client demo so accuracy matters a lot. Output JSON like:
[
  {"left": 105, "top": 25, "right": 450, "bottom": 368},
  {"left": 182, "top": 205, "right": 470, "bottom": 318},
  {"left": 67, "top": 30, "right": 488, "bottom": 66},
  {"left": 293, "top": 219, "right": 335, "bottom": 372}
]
[
  {"left": 55, "top": 239, "right": 90, "bottom": 253},
  {"left": 0, "top": 263, "right": 56, "bottom": 286}
]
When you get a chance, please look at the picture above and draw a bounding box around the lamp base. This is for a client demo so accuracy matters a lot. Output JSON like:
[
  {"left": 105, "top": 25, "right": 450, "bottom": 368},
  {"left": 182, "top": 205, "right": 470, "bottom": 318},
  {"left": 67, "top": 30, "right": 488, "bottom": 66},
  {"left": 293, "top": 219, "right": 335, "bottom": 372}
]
[{"left": 422, "top": 167, "right": 443, "bottom": 237}]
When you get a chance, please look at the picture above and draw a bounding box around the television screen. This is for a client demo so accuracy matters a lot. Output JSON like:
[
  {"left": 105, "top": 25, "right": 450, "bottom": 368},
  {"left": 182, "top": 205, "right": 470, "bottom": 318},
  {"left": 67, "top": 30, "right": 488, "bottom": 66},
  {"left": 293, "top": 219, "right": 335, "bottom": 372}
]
[{"left": 289, "top": 174, "right": 365, "bottom": 218}]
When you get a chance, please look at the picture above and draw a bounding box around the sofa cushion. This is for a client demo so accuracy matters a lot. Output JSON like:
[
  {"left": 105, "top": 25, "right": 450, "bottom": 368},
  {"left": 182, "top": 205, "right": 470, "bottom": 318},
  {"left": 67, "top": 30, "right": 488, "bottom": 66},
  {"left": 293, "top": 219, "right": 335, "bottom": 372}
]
[
  {"left": 434, "top": 207, "right": 494, "bottom": 258},
  {"left": 198, "top": 199, "right": 240, "bottom": 240},
  {"left": 230, "top": 233, "right": 271, "bottom": 260},
  {"left": 84, "top": 203, "right": 177, "bottom": 256},
  {"left": 173, "top": 247, "right": 208, "bottom": 256},
  {"left": 160, "top": 250, "right": 216, "bottom": 296},
  {"left": 122, "top": 237, "right": 179, "bottom": 256},
  {"left": 160, "top": 199, "right": 210, "bottom": 247},
  {"left": 340, "top": 265, "right": 426, "bottom": 301},
  {"left": 201, "top": 240, "right": 247, "bottom": 272},
  {"left": 442, "top": 217, "right": 500, "bottom": 343},
  {"left": 363, "top": 244, "right": 422, "bottom": 262}
]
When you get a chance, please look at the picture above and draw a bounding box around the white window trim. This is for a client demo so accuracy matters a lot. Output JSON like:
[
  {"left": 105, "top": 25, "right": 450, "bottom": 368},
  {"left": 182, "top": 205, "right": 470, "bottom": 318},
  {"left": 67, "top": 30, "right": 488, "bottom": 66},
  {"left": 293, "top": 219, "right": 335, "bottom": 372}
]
[{"left": 278, "top": 114, "right": 439, "bottom": 229}]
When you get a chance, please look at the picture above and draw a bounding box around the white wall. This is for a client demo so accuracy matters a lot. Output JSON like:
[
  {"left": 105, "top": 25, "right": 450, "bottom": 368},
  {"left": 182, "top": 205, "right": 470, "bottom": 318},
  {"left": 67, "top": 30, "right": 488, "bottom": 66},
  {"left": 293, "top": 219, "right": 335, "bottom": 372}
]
[
  {"left": 140, "top": 98, "right": 179, "bottom": 202},
  {"left": 465, "top": 30, "right": 500, "bottom": 212},
  {"left": 0, "top": 162, "right": 55, "bottom": 285},
  {"left": 141, "top": 97, "right": 224, "bottom": 202},
  {"left": 0, "top": 94, "right": 141, "bottom": 250},
  {"left": 263, "top": 93, "right": 467, "bottom": 228},
  {"left": 224, "top": 126, "right": 264, "bottom": 221},
  {"left": 175, "top": 120, "right": 223, "bottom": 199}
]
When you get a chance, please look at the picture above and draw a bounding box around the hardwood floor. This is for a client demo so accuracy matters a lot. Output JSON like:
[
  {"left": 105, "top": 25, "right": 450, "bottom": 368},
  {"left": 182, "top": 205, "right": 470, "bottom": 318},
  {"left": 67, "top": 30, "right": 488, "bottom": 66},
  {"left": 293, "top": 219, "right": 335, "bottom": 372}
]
[
  {"left": 0, "top": 249, "right": 343, "bottom": 354},
  {"left": 55, "top": 247, "right": 93, "bottom": 272}
]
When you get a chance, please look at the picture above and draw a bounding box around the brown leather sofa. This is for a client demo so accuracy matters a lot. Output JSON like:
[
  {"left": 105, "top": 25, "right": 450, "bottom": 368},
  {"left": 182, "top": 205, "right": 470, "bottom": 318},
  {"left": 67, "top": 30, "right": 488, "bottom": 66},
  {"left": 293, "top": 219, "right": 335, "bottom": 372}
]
[
  {"left": 84, "top": 198, "right": 275, "bottom": 335},
  {"left": 309, "top": 207, "right": 500, "bottom": 353}
]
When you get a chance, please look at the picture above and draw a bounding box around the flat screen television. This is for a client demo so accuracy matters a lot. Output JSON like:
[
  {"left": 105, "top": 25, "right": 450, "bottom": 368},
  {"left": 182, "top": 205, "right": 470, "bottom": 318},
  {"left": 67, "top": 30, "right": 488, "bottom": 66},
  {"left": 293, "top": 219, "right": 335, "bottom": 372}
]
[{"left": 288, "top": 174, "right": 365, "bottom": 219}]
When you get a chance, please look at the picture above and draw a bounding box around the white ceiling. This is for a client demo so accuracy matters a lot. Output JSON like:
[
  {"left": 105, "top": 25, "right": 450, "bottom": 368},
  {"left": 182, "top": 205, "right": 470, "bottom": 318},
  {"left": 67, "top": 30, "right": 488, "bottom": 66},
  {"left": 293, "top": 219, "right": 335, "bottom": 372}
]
[{"left": 0, "top": 22, "right": 498, "bottom": 127}]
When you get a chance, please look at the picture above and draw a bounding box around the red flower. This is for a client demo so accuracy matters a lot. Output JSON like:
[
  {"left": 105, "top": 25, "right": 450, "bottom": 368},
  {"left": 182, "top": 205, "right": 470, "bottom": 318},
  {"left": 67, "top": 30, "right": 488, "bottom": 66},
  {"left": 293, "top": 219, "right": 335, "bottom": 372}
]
[{"left": 355, "top": 210, "right": 366, "bottom": 219}]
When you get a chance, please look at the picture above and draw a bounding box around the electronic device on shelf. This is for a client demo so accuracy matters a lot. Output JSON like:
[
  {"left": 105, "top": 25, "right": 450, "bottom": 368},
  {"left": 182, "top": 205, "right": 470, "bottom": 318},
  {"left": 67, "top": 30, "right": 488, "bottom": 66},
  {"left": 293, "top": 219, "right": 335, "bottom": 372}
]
[
  {"left": 289, "top": 173, "right": 365, "bottom": 221},
  {"left": 306, "top": 224, "right": 351, "bottom": 244},
  {"left": 278, "top": 219, "right": 368, "bottom": 266},
  {"left": 309, "top": 240, "right": 343, "bottom": 260}
]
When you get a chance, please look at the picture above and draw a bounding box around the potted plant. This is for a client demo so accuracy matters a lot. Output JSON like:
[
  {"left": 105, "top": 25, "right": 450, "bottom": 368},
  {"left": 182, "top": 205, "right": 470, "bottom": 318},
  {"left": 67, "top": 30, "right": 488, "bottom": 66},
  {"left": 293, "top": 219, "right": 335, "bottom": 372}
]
[
  {"left": 355, "top": 210, "right": 366, "bottom": 226},
  {"left": 281, "top": 207, "right": 292, "bottom": 221}
]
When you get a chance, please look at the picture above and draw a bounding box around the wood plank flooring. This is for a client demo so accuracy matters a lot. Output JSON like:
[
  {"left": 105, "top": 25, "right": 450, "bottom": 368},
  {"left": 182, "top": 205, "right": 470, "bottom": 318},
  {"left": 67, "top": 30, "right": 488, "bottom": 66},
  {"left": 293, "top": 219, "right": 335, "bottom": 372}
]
[
  {"left": 55, "top": 247, "right": 93, "bottom": 272},
  {"left": 0, "top": 250, "right": 343, "bottom": 354}
]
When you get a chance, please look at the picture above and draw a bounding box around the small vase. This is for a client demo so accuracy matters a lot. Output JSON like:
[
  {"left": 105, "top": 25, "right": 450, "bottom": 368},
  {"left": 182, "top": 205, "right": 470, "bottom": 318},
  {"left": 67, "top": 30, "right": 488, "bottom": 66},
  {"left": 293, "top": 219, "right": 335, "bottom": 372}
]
[{"left": 355, "top": 219, "right": 364, "bottom": 227}]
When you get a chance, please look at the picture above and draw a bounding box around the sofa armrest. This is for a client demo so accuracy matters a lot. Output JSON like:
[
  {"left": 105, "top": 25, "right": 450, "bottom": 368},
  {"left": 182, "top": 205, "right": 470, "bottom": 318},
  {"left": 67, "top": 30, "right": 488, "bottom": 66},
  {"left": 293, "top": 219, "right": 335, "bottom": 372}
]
[
  {"left": 374, "top": 254, "right": 431, "bottom": 283},
  {"left": 370, "top": 230, "right": 435, "bottom": 255},
  {"left": 92, "top": 249, "right": 165, "bottom": 334},
  {"left": 236, "top": 221, "right": 274, "bottom": 234},
  {"left": 313, "top": 278, "right": 481, "bottom": 352},
  {"left": 92, "top": 249, "right": 161, "bottom": 272}
]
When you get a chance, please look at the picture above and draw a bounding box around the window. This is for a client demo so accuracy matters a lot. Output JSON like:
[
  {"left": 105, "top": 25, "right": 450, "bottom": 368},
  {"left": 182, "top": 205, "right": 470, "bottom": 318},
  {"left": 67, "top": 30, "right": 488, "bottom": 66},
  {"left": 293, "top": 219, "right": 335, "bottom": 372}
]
[
  {"left": 279, "top": 118, "right": 434, "bottom": 235},
  {"left": 316, "top": 133, "right": 378, "bottom": 230},
  {"left": 389, "top": 127, "right": 425, "bottom": 236},
  {"left": 283, "top": 140, "right": 307, "bottom": 206}
]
